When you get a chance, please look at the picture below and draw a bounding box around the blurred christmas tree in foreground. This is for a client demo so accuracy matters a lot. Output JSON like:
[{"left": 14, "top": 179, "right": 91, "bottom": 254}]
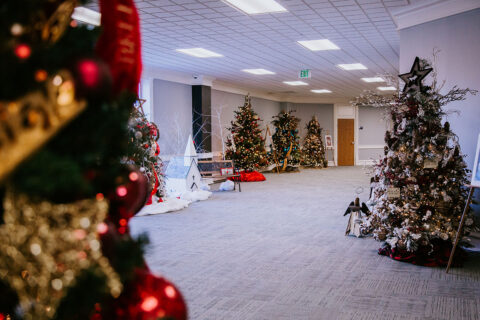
[
  {"left": 301, "top": 116, "right": 327, "bottom": 168},
  {"left": 127, "top": 101, "right": 165, "bottom": 205},
  {"left": 0, "top": 0, "right": 186, "bottom": 319},
  {"left": 356, "top": 57, "right": 477, "bottom": 266},
  {"left": 225, "top": 95, "right": 268, "bottom": 171},
  {"left": 269, "top": 110, "right": 301, "bottom": 171}
]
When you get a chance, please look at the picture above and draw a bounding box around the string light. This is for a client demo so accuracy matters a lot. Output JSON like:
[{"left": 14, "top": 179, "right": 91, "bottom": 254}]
[
  {"left": 97, "top": 222, "right": 108, "bottom": 234},
  {"left": 35, "top": 70, "right": 48, "bottom": 82},
  {"left": 14, "top": 44, "right": 31, "bottom": 59},
  {"left": 140, "top": 296, "right": 159, "bottom": 312},
  {"left": 129, "top": 171, "right": 139, "bottom": 181},
  {"left": 116, "top": 186, "right": 127, "bottom": 197}
]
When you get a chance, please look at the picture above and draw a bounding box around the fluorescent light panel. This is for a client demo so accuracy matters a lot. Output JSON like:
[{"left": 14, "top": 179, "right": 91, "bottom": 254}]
[
  {"left": 176, "top": 48, "right": 223, "bottom": 58},
  {"left": 72, "top": 7, "right": 101, "bottom": 26},
  {"left": 337, "top": 63, "right": 367, "bottom": 70},
  {"left": 283, "top": 81, "right": 308, "bottom": 86},
  {"left": 311, "top": 89, "right": 331, "bottom": 93},
  {"left": 223, "top": 0, "right": 287, "bottom": 14},
  {"left": 361, "top": 77, "right": 384, "bottom": 83},
  {"left": 242, "top": 68, "right": 275, "bottom": 75},
  {"left": 377, "top": 86, "right": 397, "bottom": 91},
  {"left": 297, "top": 39, "right": 339, "bottom": 51}
]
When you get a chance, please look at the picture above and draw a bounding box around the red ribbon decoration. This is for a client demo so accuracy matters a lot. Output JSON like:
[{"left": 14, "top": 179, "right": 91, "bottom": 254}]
[
  {"left": 145, "top": 164, "right": 160, "bottom": 205},
  {"left": 96, "top": 0, "right": 142, "bottom": 95}
]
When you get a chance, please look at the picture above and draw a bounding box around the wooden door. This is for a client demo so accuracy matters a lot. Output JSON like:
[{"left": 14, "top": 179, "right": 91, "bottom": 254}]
[{"left": 337, "top": 119, "right": 354, "bottom": 166}]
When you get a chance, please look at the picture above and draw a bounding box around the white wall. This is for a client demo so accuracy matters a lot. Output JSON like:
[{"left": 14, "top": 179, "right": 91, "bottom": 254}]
[
  {"left": 150, "top": 79, "right": 389, "bottom": 164},
  {"left": 211, "top": 90, "right": 282, "bottom": 155},
  {"left": 399, "top": 8, "right": 480, "bottom": 169},
  {"left": 358, "top": 106, "right": 388, "bottom": 162},
  {"left": 152, "top": 79, "right": 192, "bottom": 158}
]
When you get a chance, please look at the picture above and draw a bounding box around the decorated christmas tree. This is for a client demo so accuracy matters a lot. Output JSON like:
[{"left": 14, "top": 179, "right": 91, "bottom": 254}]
[
  {"left": 225, "top": 95, "right": 268, "bottom": 171},
  {"left": 270, "top": 110, "right": 301, "bottom": 171},
  {"left": 0, "top": 0, "right": 186, "bottom": 319},
  {"left": 127, "top": 101, "right": 165, "bottom": 204},
  {"left": 301, "top": 116, "right": 327, "bottom": 168},
  {"left": 357, "top": 57, "right": 476, "bottom": 266}
]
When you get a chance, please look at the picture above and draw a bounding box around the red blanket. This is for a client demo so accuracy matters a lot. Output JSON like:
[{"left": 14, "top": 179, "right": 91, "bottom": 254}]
[{"left": 230, "top": 171, "right": 266, "bottom": 182}]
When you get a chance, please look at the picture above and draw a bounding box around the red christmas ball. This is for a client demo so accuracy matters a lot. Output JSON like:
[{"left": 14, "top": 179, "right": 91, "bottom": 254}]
[
  {"left": 71, "top": 58, "right": 112, "bottom": 99},
  {"left": 108, "top": 168, "right": 149, "bottom": 224},
  {"left": 110, "top": 268, "right": 187, "bottom": 320}
]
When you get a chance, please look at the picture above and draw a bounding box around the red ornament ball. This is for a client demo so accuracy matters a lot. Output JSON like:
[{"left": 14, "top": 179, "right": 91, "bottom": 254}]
[
  {"left": 110, "top": 268, "right": 187, "bottom": 320},
  {"left": 72, "top": 58, "right": 112, "bottom": 99},
  {"left": 78, "top": 59, "right": 100, "bottom": 87},
  {"left": 108, "top": 168, "right": 149, "bottom": 223}
]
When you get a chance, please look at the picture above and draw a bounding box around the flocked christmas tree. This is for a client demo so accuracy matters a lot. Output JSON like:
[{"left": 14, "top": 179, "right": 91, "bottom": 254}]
[
  {"left": 0, "top": 0, "right": 186, "bottom": 319},
  {"left": 225, "top": 95, "right": 268, "bottom": 171},
  {"left": 270, "top": 110, "right": 301, "bottom": 171},
  {"left": 301, "top": 116, "right": 328, "bottom": 168},
  {"left": 357, "top": 57, "right": 476, "bottom": 265},
  {"left": 127, "top": 101, "right": 165, "bottom": 204}
]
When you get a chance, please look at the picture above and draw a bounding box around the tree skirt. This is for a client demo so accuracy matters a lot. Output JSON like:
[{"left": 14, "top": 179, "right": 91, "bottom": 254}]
[
  {"left": 231, "top": 171, "right": 266, "bottom": 182},
  {"left": 136, "top": 190, "right": 212, "bottom": 216},
  {"left": 378, "top": 239, "right": 465, "bottom": 267}
]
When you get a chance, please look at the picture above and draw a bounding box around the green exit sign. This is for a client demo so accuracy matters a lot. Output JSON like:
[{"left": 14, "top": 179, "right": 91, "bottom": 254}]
[{"left": 299, "top": 69, "right": 311, "bottom": 79}]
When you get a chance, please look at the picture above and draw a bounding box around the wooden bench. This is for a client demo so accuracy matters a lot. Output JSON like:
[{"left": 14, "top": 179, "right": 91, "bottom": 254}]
[{"left": 197, "top": 159, "right": 241, "bottom": 192}]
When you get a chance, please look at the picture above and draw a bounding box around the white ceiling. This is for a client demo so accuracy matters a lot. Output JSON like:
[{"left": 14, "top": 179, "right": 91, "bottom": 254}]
[{"left": 94, "top": 0, "right": 412, "bottom": 101}]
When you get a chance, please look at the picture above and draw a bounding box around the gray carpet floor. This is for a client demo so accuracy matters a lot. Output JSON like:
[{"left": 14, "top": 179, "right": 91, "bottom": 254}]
[{"left": 129, "top": 166, "right": 480, "bottom": 320}]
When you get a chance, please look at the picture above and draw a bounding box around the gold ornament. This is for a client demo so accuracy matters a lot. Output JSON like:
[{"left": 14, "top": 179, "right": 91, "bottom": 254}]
[
  {"left": 0, "top": 70, "right": 86, "bottom": 181},
  {"left": 0, "top": 192, "right": 122, "bottom": 320},
  {"left": 41, "top": 0, "right": 76, "bottom": 43}
]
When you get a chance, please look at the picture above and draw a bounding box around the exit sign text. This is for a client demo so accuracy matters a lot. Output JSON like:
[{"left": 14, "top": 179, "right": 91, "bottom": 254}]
[{"left": 299, "top": 69, "right": 311, "bottom": 79}]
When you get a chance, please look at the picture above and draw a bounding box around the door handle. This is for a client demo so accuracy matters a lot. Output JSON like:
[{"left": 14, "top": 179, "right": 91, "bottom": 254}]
[{"left": 351, "top": 141, "right": 355, "bottom": 145}]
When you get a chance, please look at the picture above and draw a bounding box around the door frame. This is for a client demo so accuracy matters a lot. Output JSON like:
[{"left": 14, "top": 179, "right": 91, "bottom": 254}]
[{"left": 333, "top": 104, "right": 358, "bottom": 166}]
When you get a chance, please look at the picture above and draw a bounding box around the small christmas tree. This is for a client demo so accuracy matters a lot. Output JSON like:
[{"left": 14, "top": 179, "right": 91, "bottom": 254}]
[
  {"left": 358, "top": 57, "right": 476, "bottom": 265},
  {"left": 270, "top": 110, "right": 301, "bottom": 170},
  {"left": 225, "top": 95, "right": 268, "bottom": 171},
  {"left": 301, "top": 116, "right": 327, "bottom": 168},
  {"left": 127, "top": 101, "right": 165, "bottom": 203}
]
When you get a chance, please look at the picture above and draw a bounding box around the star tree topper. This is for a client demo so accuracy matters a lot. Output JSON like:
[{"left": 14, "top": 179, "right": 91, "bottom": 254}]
[{"left": 398, "top": 56, "right": 433, "bottom": 93}]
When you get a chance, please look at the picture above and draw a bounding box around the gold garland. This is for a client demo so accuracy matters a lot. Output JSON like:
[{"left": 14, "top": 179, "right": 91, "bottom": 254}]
[
  {"left": 0, "top": 192, "right": 122, "bottom": 320},
  {"left": 0, "top": 70, "right": 86, "bottom": 182}
]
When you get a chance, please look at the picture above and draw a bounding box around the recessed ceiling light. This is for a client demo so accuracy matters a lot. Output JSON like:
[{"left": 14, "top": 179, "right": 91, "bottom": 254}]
[
  {"left": 223, "top": 0, "right": 287, "bottom": 14},
  {"left": 283, "top": 81, "right": 308, "bottom": 86},
  {"left": 297, "top": 39, "right": 340, "bottom": 51},
  {"left": 311, "top": 89, "right": 332, "bottom": 93},
  {"left": 337, "top": 63, "right": 367, "bottom": 70},
  {"left": 176, "top": 48, "right": 223, "bottom": 58},
  {"left": 361, "top": 77, "right": 384, "bottom": 83},
  {"left": 72, "top": 7, "right": 101, "bottom": 26},
  {"left": 377, "top": 86, "right": 397, "bottom": 91},
  {"left": 242, "top": 68, "right": 275, "bottom": 75}
]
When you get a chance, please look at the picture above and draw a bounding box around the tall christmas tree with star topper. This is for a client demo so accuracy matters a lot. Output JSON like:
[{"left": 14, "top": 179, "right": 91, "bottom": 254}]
[{"left": 360, "top": 57, "right": 476, "bottom": 266}]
